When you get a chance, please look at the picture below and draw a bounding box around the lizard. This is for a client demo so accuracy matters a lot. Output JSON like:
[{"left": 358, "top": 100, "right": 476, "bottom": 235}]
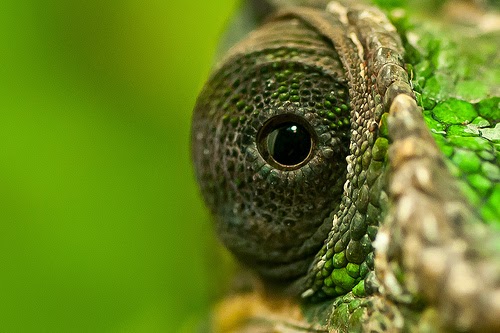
[{"left": 191, "top": 0, "right": 500, "bottom": 331}]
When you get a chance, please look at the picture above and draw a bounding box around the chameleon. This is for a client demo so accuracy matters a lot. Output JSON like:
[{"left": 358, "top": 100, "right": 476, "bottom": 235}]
[{"left": 191, "top": 0, "right": 500, "bottom": 331}]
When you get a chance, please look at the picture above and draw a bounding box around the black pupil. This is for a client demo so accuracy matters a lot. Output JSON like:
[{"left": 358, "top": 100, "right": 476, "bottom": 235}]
[{"left": 267, "top": 122, "right": 311, "bottom": 166}]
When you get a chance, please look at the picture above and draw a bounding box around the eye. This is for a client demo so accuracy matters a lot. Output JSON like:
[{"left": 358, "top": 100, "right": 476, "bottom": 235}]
[{"left": 257, "top": 114, "right": 316, "bottom": 170}]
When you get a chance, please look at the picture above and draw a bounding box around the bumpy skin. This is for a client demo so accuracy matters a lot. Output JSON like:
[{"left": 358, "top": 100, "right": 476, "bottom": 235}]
[
  {"left": 192, "top": 16, "right": 351, "bottom": 280},
  {"left": 192, "top": 0, "right": 500, "bottom": 332}
]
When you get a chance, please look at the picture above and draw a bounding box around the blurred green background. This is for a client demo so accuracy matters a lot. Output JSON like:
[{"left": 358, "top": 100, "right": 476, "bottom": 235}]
[{"left": 0, "top": 0, "right": 238, "bottom": 331}]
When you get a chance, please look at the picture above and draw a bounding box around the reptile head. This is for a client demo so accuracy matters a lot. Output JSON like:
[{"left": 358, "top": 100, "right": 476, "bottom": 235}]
[{"left": 191, "top": 17, "right": 350, "bottom": 280}]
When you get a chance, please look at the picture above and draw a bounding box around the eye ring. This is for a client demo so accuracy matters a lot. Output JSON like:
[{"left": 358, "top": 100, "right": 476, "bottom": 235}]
[{"left": 257, "top": 114, "right": 317, "bottom": 170}]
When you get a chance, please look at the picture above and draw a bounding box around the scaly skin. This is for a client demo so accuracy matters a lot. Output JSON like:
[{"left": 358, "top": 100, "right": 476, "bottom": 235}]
[{"left": 191, "top": 0, "right": 500, "bottom": 331}]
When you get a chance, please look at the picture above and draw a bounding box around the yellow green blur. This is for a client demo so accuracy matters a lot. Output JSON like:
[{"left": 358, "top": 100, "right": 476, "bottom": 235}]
[{"left": 0, "top": 0, "right": 238, "bottom": 331}]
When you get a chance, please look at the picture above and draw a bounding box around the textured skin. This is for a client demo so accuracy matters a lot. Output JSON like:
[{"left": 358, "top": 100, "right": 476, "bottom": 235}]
[
  {"left": 191, "top": 0, "right": 500, "bottom": 331},
  {"left": 192, "top": 15, "right": 351, "bottom": 280}
]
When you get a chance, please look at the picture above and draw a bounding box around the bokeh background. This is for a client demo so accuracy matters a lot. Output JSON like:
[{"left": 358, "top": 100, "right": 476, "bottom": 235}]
[{"left": 0, "top": 0, "right": 238, "bottom": 331}]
